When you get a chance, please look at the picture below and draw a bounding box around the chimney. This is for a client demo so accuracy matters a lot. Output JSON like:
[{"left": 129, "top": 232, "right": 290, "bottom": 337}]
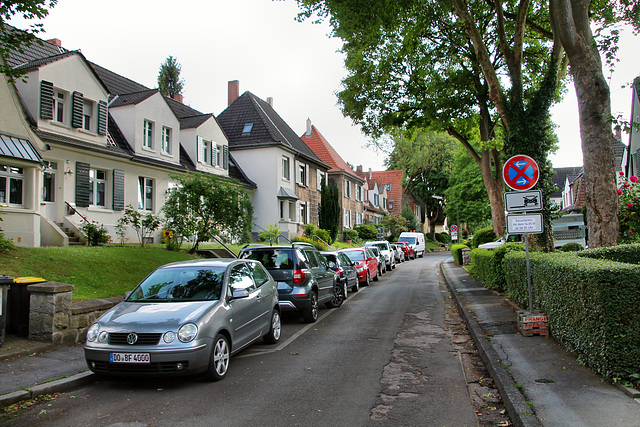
[
  {"left": 305, "top": 118, "right": 312, "bottom": 137},
  {"left": 369, "top": 168, "right": 372, "bottom": 180},
  {"left": 47, "top": 38, "right": 62, "bottom": 47},
  {"left": 173, "top": 93, "right": 183, "bottom": 103},
  {"left": 266, "top": 97, "right": 273, "bottom": 107},
  {"left": 356, "top": 165, "right": 363, "bottom": 174},
  {"left": 228, "top": 80, "right": 239, "bottom": 106}
]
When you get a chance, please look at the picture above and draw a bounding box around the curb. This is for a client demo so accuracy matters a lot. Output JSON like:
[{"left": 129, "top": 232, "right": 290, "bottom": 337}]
[
  {"left": 0, "top": 371, "right": 95, "bottom": 408},
  {"left": 439, "top": 260, "right": 542, "bottom": 427}
]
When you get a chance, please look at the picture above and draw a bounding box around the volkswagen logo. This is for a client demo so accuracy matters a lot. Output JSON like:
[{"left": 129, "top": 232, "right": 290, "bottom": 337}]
[{"left": 126, "top": 333, "right": 138, "bottom": 345}]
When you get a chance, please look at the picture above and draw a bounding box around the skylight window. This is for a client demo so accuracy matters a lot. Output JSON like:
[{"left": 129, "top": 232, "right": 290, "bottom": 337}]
[{"left": 242, "top": 123, "right": 253, "bottom": 134}]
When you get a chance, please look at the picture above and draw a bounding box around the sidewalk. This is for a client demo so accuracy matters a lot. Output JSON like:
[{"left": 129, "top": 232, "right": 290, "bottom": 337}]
[
  {"left": 441, "top": 259, "right": 640, "bottom": 427},
  {"left": 1, "top": 260, "right": 639, "bottom": 427}
]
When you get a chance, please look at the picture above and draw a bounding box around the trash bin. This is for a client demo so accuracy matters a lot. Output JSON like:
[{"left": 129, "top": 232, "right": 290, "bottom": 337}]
[
  {"left": 7, "top": 277, "right": 45, "bottom": 337},
  {"left": 0, "top": 275, "right": 14, "bottom": 347}
]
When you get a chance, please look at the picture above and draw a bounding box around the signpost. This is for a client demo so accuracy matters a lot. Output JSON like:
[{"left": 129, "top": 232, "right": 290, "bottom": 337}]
[
  {"left": 450, "top": 224, "right": 458, "bottom": 244},
  {"left": 503, "top": 155, "right": 540, "bottom": 191},
  {"left": 504, "top": 190, "right": 542, "bottom": 212}
]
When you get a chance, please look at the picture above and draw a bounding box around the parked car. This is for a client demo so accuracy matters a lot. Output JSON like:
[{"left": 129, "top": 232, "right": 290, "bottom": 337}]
[
  {"left": 84, "top": 258, "right": 280, "bottom": 381},
  {"left": 322, "top": 250, "right": 360, "bottom": 294},
  {"left": 239, "top": 242, "right": 341, "bottom": 323},
  {"left": 398, "top": 232, "right": 426, "bottom": 257},
  {"left": 365, "top": 240, "right": 396, "bottom": 271},
  {"left": 341, "top": 247, "right": 379, "bottom": 286},
  {"left": 391, "top": 243, "right": 405, "bottom": 263},
  {"left": 478, "top": 233, "right": 522, "bottom": 249},
  {"left": 393, "top": 241, "right": 415, "bottom": 260},
  {"left": 366, "top": 245, "right": 386, "bottom": 276}
]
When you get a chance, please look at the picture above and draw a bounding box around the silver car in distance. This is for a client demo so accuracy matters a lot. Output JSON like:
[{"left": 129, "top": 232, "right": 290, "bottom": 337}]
[{"left": 84, "top": 258, "right": 281, "bottom": 381}]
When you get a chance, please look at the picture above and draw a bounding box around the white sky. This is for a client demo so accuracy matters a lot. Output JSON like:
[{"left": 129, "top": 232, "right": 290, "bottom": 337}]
[{"left": 9, "top": 0, "right": 640, "bottom": 170}]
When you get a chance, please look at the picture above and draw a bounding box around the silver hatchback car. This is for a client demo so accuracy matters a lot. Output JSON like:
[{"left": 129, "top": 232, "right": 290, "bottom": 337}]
[{"left": 84, "top": 258, "right": 280, "bottom": 381}]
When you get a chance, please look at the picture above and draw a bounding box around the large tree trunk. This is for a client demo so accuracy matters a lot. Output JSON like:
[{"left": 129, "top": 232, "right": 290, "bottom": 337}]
[
  {"left": 550, "top": 0, "right": 619, "bottom": 247},
  {"left": 479, "top": 149, "right": 506, "bottom": 237}
]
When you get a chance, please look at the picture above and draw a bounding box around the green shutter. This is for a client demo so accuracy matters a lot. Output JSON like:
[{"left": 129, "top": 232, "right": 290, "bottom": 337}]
[
  {"left": 112, "top": 169, "right": 125, "bottom": 211},
  {"left": 97, "top": 100, "right": 107, "bottom": 135},
  {"left": 75, "top": 161, "right": 90, "bottom": 207},
  {"left": 223, "top": 145, "right": 229, "bottom": 170},
  {"left": 71, "top": 91, "right": 83, "bottom": 128},
  {"left": 40, "top": 80, "right": 54, "bottom": 120}
]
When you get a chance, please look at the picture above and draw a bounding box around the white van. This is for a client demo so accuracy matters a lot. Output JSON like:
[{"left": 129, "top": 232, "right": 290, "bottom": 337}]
[
  {"left": 552, "top": 214, "right": 586, "bottom": 248},
  {"left": 398, "top": 232, "right": 426, "bottom": 258}
]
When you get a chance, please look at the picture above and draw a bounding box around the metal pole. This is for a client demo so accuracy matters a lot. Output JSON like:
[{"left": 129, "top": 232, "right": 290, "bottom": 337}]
[
  {"left": 456, "top": 205, "right": 460, "bottom": 244},
  {"left": 525, "top": 234, "right": 532, "bottom": 312}
]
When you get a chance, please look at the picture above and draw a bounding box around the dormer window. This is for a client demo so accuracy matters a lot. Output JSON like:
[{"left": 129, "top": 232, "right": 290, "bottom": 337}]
[
  {"left": 162, "top": 126, "right": 172, "bottom": 155},
  {"left": 83, "top": 100, "right": 93, "bottom": 131},
  {"left": 143, "top": 120, "right": 154, "bottom": 149},
  {"left": 54, "top": 91, "right": 66, "bottom": 123},
  {"left": 242, "top": 123, "right": 253, "bottom": 134}
]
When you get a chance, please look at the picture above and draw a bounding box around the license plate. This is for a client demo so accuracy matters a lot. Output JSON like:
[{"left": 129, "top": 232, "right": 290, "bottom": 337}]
[{"left": 109, "top": 352, "right": 150, "bottom": 364}]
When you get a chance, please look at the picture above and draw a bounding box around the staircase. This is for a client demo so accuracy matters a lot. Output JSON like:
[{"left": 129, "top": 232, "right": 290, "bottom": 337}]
[{"left": 56, "top": 223, "right": 84, "bottom": 246}]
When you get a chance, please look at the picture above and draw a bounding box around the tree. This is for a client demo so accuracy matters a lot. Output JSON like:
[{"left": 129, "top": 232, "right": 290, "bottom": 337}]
[
  {"left": 387, "top": 129, "right": 455, "bottom": 239},
  {"left": 0, "top": 1, "right": 57, "bottom": 80},
  {"left": 318, "top": 179, "right": 341, "bottom": 242},
  {"left": 548, "top": 0, "right": 639, "bottom": 247},
  {"left": 162, "top": 172, "right": 253, "bottom": 253},
  {"left": 381, "top": 214, "right": 409, "bottom": 241},
  {"left": 157, "top": 55, "right": 184, "bottom": 98},
  {"left": 121, "top": 205, "right": 160, "bottom": 247}
]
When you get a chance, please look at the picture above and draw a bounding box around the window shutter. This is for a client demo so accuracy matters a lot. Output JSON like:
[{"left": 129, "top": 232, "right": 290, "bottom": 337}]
[
  {"left": 97, "top": 100, "right": 108, "bottom": 135},
  {"left": 305, "top": 165, "right": 309, "bottom": 186},
  {"left": 71, "top": 91, "right": 84, "bottom": 128},
  {"left": 75, "top": 161, "right": 90, "bottom": 207},
  {"left": 296, "top": 201, "right": 301, "bottom": 223},
  {"left": 39, "top": 80, "right": 54, "bottom": 120},
  {"left": 211, "top": 145, "right": 218, "bottom": 166},
  {"left": 112, "top": 169, "right": 125, "bottom": 211},
  {"left": 197, "top": 136, "right": 204, "bottom": 163},
  {"left": 223, "top": 145, "right": 229, "bottom": 170},
  {"left": 306, "top": 201, "right": 310, "bottom": 224}
]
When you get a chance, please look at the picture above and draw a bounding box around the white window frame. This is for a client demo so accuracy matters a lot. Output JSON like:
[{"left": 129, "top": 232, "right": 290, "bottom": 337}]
[
  {"left": 356, "top": 212, "right": 363, "bottom": 225},
  {"left": 42, "top": 162, "right": 57, "bottom": 203},
  {"left": 317, "top": 170, "right": 326, "bottom": 190},
  {"left": 356, "top": 184, "right": 363, "bottom": 201},
  {"left": 143, "top": 120, "right": 154, "bottom": 150},
  {"left": 89, "top": 168, "right": 107, "bottom": 207},
  {"left": 345, "top": 180, "right": 352, "bottom": 198},
  {"left": 215, "top": 144, "right": 223, "bottom": 167},
  {"left": 282, "top": 156, "right": 291, "bottom": 181},
  {"left": 161, "top": 126, "right": 172, "bottom": 155},
  {"left": 83, "top": 100, "right": 93, "bottom": 131},
  {"left": 0, "top": 165, "right": 24, "bottom": 207},
  {"left": 138, "top": 176, "right": 154, "bottom": 211},
  {"left": 54, "top": 90, "right": 66, "bottom": 124},
  {"left": 343, "top": 208, "right": 352, "bottom": 229}
]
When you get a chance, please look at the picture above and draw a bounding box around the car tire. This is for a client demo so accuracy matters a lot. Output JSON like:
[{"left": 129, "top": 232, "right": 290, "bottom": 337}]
[
  {"left": 326, "top": 281, "right": 344, "bottom": 308},
  {"left": 204, "top": 334, "right": 230, "bottom": 382},
  {"left": 373, "top": 269, "right": 379, "bottom": 281},
  {"left": 351, "top": 278, "right": 359, "bottom": 293},
  {"left": 263, "top": 310, "right": 281, "bottom": 344},
  {"left": 302, "top": 291, "right": 319, "bottom": 323}
]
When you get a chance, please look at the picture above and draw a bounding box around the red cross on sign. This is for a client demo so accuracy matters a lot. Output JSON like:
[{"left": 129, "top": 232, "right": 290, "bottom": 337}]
[{"left": 503, "top": 155, "right": 540, "bottom": 191}]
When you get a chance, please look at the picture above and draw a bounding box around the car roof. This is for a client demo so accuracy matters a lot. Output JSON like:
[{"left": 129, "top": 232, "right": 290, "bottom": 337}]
[{"left": 157, "top": 258, "right": 247, "bottom": 269}]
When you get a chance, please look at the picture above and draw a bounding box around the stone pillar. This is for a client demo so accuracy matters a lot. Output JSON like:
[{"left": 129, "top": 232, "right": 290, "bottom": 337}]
[{"left": 28, "top": 282, "right": 74, "bottom": 345}]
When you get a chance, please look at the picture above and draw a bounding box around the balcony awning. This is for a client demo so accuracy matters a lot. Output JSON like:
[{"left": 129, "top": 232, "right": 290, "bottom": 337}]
[
  {"left": 277, "top": 186, "right": 298, "bottom": 200},
  {"left": 0, "top": 134, "right": 42, "bottom": 163}
]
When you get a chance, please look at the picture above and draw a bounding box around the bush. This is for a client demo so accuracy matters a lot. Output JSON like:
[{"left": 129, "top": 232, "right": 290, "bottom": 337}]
[
  {"left": 292, "top": 236, "right": 329, "bottom": 251},
  {"left": 451, "top": 244, "right": 468, "bottom": 265},
  {"left": 435, "top": 232, "right": 450, "bottom": 244},
  {"left": 80, "top": 221, "right": 111, "bottom": 246},
  {"left": 577, "top": 243, "right": 640, "bottom": 265},
  {"left": 343, "top": 228, "right": 359, "bottom": 243},
  {"left": 304, "top": 223, "right": 332, "bottom": 245},
  {"left": 0, "top": 210, "right": 15, "bottom": 253},
  {"left": 558, "top": 242, "right": 584, "bottom": 252},
  {"left": 470, "top": 243, "right": 525, "bottom": 292},
  {"left": 471, "top": 227, "right": 496, "bottom": 248},
  {"left": 503, "top": 251, "right": 640, "bottom": 386},
  {"left": 354, "top": 223, "right": 378, "bottom": 241}
]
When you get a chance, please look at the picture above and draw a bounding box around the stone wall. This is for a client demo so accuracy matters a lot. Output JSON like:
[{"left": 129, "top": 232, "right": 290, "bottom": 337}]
[{"left": 27, "top": 282, "right": 121, "bottom": 346}]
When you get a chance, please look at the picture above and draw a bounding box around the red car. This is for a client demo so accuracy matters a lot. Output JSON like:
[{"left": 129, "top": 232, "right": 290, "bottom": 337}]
[
  {"left": 340, "top": 247, "right": 379, "bottom": 286},
  {"left": 393, "top": 242, "right": 415, "bottom": 260}
]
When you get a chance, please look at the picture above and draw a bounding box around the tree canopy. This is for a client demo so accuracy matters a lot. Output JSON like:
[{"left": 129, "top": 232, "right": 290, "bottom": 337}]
[
  {"left": 319, "top": 179, "right": 341, "bottom": 242},
  {"left": 157, "top": 55, "right": 184, "bottom": 98}
]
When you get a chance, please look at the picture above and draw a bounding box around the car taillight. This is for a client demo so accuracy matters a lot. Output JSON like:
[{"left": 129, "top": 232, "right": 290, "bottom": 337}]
[{"left": 293, "top": 269, "right": 307, "bottom": 284}]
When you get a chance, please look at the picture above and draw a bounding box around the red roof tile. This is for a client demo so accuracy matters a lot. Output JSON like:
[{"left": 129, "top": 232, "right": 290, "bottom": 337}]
[{"left": 301, "top": 125, "right": 360, "bottom": 180}]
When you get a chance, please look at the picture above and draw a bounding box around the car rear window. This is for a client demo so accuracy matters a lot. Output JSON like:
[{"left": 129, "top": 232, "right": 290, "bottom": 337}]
[
  {"left": 343, "top": 250, "right": 364, "bottom": 262},
  {"left": 241, "top": 249, "right": 294, "bottom": 270}
]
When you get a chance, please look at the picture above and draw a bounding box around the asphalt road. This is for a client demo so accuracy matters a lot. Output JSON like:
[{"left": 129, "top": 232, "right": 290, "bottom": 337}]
[{"left": 3, "top": 253, "right": 480, "bottom": 426}]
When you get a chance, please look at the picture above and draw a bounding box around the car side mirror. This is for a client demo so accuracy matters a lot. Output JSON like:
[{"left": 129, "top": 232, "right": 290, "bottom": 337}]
[{"left": 229, "top": 288, "right": 250, "bottom": 300}]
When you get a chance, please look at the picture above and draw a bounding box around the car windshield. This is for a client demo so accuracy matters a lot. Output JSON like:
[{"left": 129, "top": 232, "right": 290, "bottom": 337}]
[
  {"left": 128, "top": 266, "right": 226, "bottom": 302},
  {"left": 368, "top": 243, "right": 388, "bottom": 251},
  {"left": 343, "top": 251, "right": 364, "bottom": 262},
  {"left": 241, "top": 249, "right": 294, "bottom": 270},
  {"left": 399, "top": 237, "right": 416, "bottom": 245}
]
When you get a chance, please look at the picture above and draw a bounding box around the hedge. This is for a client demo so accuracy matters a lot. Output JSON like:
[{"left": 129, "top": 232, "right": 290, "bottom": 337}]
[
  {"left": 451, "top": 244, "right": 468, "bottom": 265},
  {"left": 577, "top": 243, "right": 640, "bottom": 265},
  {"left": 503, "top": 251, "right": 640, "bottom": 384},
  {"left": 470, "top": 244, "right": 525, "bottom": 292}
]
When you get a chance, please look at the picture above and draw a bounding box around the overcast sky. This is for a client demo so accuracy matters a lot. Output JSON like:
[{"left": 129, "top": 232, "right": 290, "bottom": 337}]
[{"left": 9, "top": 0, "right": 640, "bottom": 170}]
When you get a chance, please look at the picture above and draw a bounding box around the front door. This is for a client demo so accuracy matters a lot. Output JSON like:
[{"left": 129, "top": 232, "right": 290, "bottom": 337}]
[{"left": 42, "top": 162, "right": 58, "bottom": 222}]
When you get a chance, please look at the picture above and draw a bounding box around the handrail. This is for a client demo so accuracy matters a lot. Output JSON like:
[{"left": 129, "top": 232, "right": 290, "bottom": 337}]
[
  {"left": 64, "top": 201, "right": 89, "bottom": 224},
  {"left": 210, "top": 234, "right": 238, "bottom": 259}
]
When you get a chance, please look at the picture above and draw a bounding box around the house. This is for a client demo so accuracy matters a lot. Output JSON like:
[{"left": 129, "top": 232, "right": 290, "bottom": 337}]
[
  {"left": 217, "top": 81, "right": 330, "bottom": 240},
  {"left": 1, "top": 31, "right": 254, "bottom": 246},
  {"left": 550, "top": 166, "right": 582, "bottom": 209},
  {"left": 300, "top": 120, "right": 365, "bottom": 235},
  {"left": 625, "top": 76, "right": 640, "bottom": 177}
]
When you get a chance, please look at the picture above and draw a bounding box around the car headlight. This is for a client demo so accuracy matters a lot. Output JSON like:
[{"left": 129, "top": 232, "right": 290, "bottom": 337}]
[
  {"left": 178, "top": 323, "right": 198, "bottom": 343},
  {"left": 86, "top": 323, "right": 100, "bottom": 342},
  {"left": 163, "top": 331, "right": 176, "bottom": 343}
]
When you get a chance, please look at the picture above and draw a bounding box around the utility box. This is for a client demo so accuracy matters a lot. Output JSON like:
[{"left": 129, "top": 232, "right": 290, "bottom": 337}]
[
  {"left": 7, "top": 277, "right": 45, "bottom": 337},
  {"left": 517, "top": 310, "right": 549, "bottom": 337},
  {"left": 0, "top": 275, "right": 14, "bottom": 347}
]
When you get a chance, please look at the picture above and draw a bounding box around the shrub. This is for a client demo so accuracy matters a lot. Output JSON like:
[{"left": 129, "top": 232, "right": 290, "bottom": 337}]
[
  {"left": 354, "top": 223, "right": 378, "bottom": 240},
  {"left": 435, "top": 232, "right": 450, "bottom": 244},
  {"left": 558, "top": 242, "right": 584, "bottom": 252},
  {"left": 343, "top": 228, "right": 358, "bottom": 243},
  {"left": 0, "top": 210, "right": 15, "bottom": 254},
  {"left": 617, "top": 172, "right": 640, "bottom": 243},
  {"left": 503, "top": 251, "right": 640, "bottom": 386},
  {"left": 292, "top": 236, "right": 328, "bottom": 251},
  {"left": 451, "top": 244, "right": 468, "bottom": 265},
  {"left": 577, "top": 243, "right": 640, "bottom": 265},
  {"left": 304, "top": 223, "right": 332, "bottom": 245},
  {"left": 471, "top": 227, "right": 496, "bottom": 248},
  {"left": 80, "top": 221, "right": 111, "bottom": 246},
  {"left": 470, "top": 243, "right": 525, "bottom": 292}
]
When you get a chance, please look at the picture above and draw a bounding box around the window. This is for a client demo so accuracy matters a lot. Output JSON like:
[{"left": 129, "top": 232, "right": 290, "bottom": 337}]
[
  {"left": 298, "top": 163, "right": 308, "bottom": 186},
  {"left": 214, "top": 144, "right": 223, "bottom": 167},
  {"left": 279, "top": 200, "right": 286, "bottom": 221},
  {"left": 282, "top": 156, "right": 290, "bottom": 181},
  {"left": 242, "top": 123, "right": 253, "bottom": 134},
  {"left": 161, "top": 126, "right": 172, "bottom": 154},
  {"left": 299, "top": 202, "right": 308, "bottom": 224},
  {"left": 89, "top": 169, "right": 107, "bottom": 207},
  {"left": 203, "top": 140, "right": 211, "bottom": 165},
  {"left": 229, "top": 264, "right": 255, "bottom": 292},
  {"left": 83, "top": 100, "right": 93, "bottom": 131},
  {"left": 143, "top": 120, "right": 153, "bottom": 149},
  {"left": 386, "top": 184, "right": 391, "bottom": 191},
  {"left": 54, "top": 91, "right": 65, "bottom": 123},
  {"left": 356, "top": 185, "right": 363, "bottom": 201},
  {"left": 356, "top": 212, "right": 363, "bottom": 225},
  {"left": 0, "top": 165, "right": 24, "bottom": 206},
  {"left": 317, "top": 170, "right": 326, "bottom": 190},
  {"left": 345, "top": 181, "right": 352, "bottom": 198},
  {"left": 343, "top": 208, "right": 352, "bottom": 228},
  {"left": 42, "top": 162, "right": 57, "bottom": 203},
  {"left": 374, "top": 193, "right": 379, "bottom": 207},
  {"left": 138, "top": 177, "right": 154, "bottom": 211}
]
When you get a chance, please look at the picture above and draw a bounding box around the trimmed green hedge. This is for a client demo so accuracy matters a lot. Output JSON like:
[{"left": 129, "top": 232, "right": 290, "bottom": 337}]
[
  {"left": 451, "top": 244, "right": 468, "bottom": 265},
  {"left": 470, "top": 244, "right": 525, "bottom": 292},
  {"left": 577, "top": 243, "right": 640, "bottom": 265},
  {"left": 504, "top": 251, "right": 640, "bottom": 384}
]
